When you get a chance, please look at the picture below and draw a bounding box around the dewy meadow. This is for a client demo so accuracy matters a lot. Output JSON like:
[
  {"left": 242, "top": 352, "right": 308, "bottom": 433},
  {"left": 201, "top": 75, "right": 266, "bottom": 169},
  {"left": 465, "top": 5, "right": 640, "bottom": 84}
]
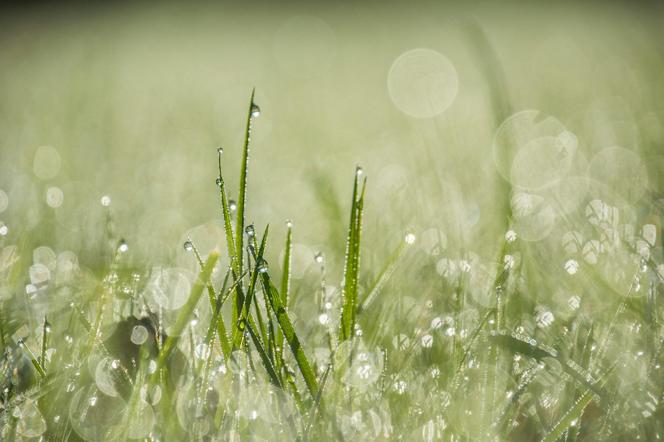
[{"left": 1, "top": 2, "right": 663, "bottom": 441}]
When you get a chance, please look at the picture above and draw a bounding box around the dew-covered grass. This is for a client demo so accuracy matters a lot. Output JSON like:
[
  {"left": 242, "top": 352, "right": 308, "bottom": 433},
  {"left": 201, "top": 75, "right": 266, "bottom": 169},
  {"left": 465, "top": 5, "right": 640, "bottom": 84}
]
[{"left": 2, "top": 2, "right": 664, "bottom": 441}]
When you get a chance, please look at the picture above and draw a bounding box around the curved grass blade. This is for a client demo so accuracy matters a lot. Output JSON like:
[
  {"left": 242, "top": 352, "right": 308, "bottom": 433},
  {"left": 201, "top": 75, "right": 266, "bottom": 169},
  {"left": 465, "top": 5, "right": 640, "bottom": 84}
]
[{"left": 156, "top": 251, "right": 219, "bottom": 371}]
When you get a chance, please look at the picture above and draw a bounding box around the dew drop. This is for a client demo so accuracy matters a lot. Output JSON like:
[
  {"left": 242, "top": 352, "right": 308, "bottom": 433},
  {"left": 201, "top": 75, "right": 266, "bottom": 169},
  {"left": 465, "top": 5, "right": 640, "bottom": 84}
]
[
  {"left": 228, "top": 199, "right": 237, "bottom": 212},
  {"left": 285, "top": 219, "right": 293, "bottom": 228},
  {"left": 505, "top": 230, "right": 517, "bottom": 242},
  {"left": 118, "top": 240, "right": 129, "bottom": 253},
  {"left": 356, "top": 166, "right": 364, "bottom": 176},
  {"left": 564, "top": 259, "right": 579, "bottom": 275},
  {"left": 215, "top": 177, "right": 222, "bottom": 187},
  {"left": 314, "top": 252, "right": 324, "bottom": 263},
  {"left": 0, "top": 223, "right": 8, "bottom": 236},
  {"left": 131, "top": 325, "right": 149, "bottom": 345},
  {"left": 217, "top": 147, "right": 224, "bottom": 155},
  {"left": 404, "top": 232, "right": 416, "bottom": 245},
  {"left": 421, "top": 334, "right": 434, "bottom": 348},
  {"left": 257, "top": 260, "right": 268, "bottom": 273},
  {"left": 100, "top": 195, "right": 111, "bottom": 207},
  {"left": 250, "top": 103, "right": 261, "bottom": 117},
  {"left": 183, "top": 241, "right": 193, "bottom": 252},
  {"left": 245, "top": 225, "right": 255, "bottom": 237},
  {"left": 318, "top": 313, "right": 329, "bottom": 325}
]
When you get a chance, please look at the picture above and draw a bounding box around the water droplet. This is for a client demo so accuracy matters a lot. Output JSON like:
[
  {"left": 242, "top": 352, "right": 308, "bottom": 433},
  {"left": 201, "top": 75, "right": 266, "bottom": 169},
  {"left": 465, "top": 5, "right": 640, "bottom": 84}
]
[
  {"left": 228, "top": 199, "right": 237, "bottom": 212},
  {"left": 131, "top": 325, "right": 149, "bottom": 345},
  {"left": 285, "top": 219, "right": 293, "bottom": 228},
  {"left": 148, "top": 359, "right": 157, "bottom": 374},
  {"left": 318, "top": 313, "right": 329, "bottom": 325},
  {"left": 431, "top": 317, "right": 443, "bottom": 330},
  {"left": 503, "top": 254, "right": 516, "bottom": 270},
  {"left": 404, "top": 232, "right": 416, "bottom": 245},
  {"left": 111, "top": 359, "right": 119, "bottom": 369},
  {"left": 257, "top": 260, "right": 268, "bottom": 273},
  {"left": 356, "top": 166, "right": 364, "bottom": 176},
  {"left": 0, "top": 223, "right": 8, "bottom": 236},
  {"left": 217, "top": 147, "right": 224, "bottom": 155},
  {"left": 564, "top": 259, "right": 579, "bottom": 275},
  {"left": 88, "top": 396, "right": 97, "bottom": 407},
  {"left": 215, "top": 177, "right": 222, "bottom": 187},
  {"left": 505, "top": 230, "right": 517, "bottom": 242},
  {"left": 183, "top": 241, "right": 193, "bottom": 252},
  {"left": 46, "top": 187, "right": 64, "bottom": 208},
  {"left": 65, "top": 335, "right": 74, "bottom": 345},
  {"left": 118, "top": 240, "right": 129, "bottom": 253},
  {"left": 568, "top": 295, "right": 580, "bottom": 310},
  {"left": 245, "top": 224, "right": 255, "bottom": 237},
  {"left": 250, "top": 103, "right": 261, "bottom": 117},
  {"left": 100, "top": 195, "right": 111, "bottom": 207},
  {"left": 393, "top": 380, "right": 407, "bottom": 394},
  {"left": 421, "top": 334, "right": 434, "bottom": 348},
  {"left": 314, "top": 252, "right": 324, "bottom": 263},
  {"left": 536, "top": 309, "right": 555, "bottom": 328},
  {"left": 44, "top": 320, "right": 52, "bottom": 333}
]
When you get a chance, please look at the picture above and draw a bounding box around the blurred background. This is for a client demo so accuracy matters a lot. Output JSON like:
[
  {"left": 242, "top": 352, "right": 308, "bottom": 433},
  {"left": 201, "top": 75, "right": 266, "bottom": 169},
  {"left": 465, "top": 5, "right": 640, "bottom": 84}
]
[{"left": 1, "top": 1, "right": 663, "bottom": 279}]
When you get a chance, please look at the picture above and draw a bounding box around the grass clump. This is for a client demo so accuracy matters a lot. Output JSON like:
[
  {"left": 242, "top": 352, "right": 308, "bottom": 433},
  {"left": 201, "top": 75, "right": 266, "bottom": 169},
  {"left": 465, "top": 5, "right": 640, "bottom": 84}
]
[{"left": 1, "top": 90, "right": 663, "bottom": 442}]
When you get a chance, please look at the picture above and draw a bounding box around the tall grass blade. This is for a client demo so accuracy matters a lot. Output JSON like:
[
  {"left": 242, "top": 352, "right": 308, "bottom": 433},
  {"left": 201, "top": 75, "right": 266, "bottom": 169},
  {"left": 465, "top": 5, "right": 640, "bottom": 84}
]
[{"left": 340, "top": 169, "right": 366, "bottom": 341}]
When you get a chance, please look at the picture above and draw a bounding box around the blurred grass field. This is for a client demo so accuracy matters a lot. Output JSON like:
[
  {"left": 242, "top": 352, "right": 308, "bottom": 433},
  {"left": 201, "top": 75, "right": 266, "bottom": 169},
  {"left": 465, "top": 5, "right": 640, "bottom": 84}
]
[{"left": 1, "top": 1, "right": 664, "bottom": 440}]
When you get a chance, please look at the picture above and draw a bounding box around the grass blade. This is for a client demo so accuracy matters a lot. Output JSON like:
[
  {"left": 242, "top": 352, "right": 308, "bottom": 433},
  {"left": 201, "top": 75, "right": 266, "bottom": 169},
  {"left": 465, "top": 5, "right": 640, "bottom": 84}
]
[
  {"left": 260, "top": 273, "right": 319, "bottom": 399},
  {"left": 340, "top": 168, "right": 366, "bottom": 341},
  {"left": 156, "top": 251, "right": 219, "bottom": 371}
]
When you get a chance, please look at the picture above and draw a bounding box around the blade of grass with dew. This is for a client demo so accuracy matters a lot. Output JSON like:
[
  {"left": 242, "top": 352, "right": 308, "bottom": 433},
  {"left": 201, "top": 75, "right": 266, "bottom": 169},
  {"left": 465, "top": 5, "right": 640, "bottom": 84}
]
[
  {"left": 156, "top": 251, "right": 219, "bottom": 372},
  {"left": 359, "top": 237, "right": 408, "bottom": 312},
  {"left": 40, "top": 317, "right": 49, "bottom": 373},
  {"left": 340, "top": 168, "right": 366, "bottom": 342},
  {"left": 259, "top": 273, "right": 319, "bottom": 399},
  {"left": 276, "top": 222, "right": 293, "bottom": 372},
  {"left": 490, "top": 331, "right": 607, "bottom": 400},
  {"left": 541, "top": 365, "right": 615, "bottom": 442},
  {"left": 232, "top": 225, "right": 268, "bottom": 350},
  {"left": 234, "top": 88, "right": 256, "bottom": 289},
  {"left": 243, "top": 318, "right": 282, "bottom": 388},
  {"left": 190, "top": 241, "right": 232, "bottom": 359}
]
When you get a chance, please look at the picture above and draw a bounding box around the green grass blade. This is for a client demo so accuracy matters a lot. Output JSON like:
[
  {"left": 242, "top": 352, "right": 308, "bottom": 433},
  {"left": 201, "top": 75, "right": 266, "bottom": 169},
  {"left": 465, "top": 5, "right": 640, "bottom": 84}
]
[
  {"left": 234, "top": 88, "right": 256, "bottom": 284},
  {"left": 359, "top": 238, "right": 407, "bottom": 312},
  {"left": 340, "top": 169, "right": 366, "bottom": 341},
  {"left": 243, "top": 317, "right": 282, "bottom": 388},
  {"left": 260, "top": 273, "right": 319, "bottom": 399},
  {"left": 276, "top": 222, "right": 293, "bottom": 370},
  {"left": 157, "top": 251, "right": 219, "bottom": 371},
  {"left": 231, "top": 225, "right": 268, "bottom": 350}
]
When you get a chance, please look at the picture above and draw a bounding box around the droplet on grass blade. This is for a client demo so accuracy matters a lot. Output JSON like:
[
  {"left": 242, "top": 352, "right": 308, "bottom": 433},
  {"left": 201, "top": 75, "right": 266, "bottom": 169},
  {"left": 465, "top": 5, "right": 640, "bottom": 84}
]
[
  {"left": 245, "top": 224, "right": 255, "bottom": 237},
  {"left": 100, "top": 195, "right": 111, "bottom": 207},
  {"left": 183, "top": 241, "right": 193, "bottom": 252},
  {"left": 251, "top": 103, "right": 261, "bottom": 117},
  {"left": 314, "top": 252, "right": 324, "bottom": 263},
  {"left": 131, "top": 325, "right": 149, "bottom": 345},
  {"left": 404, "top": 232, "right": 416, "bottom": 244},
  {"left": 564, "top": 259, "right": 579, "bottom": 275}
]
